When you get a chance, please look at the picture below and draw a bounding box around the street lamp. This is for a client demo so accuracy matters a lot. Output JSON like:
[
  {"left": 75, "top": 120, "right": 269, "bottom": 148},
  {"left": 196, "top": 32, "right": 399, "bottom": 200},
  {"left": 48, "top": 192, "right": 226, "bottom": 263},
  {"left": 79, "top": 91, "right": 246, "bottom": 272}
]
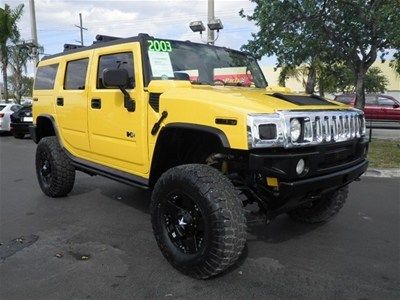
[
  {"left": 207, "top": 18, "right": 223, "bottom": 31},
  {"left": 189, "top": 21, "right": 206, "bottom": 34},
  {"left": 189, "top": 18, "right": 223, "bottom": 45}
]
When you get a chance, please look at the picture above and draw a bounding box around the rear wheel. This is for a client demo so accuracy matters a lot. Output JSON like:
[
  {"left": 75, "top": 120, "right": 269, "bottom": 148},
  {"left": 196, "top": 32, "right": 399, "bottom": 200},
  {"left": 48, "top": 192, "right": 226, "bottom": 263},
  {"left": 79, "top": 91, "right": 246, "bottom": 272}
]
[
  {"left": 151, "top": 164, "right": 246, "bottom": 279},
  {"left": 13, "top": 131, "right": 25, "bottom": 139},
  {"left": 288, "top": 186, "right": 349, "bottom": 223},
  {"left": 35, "top": 136, "right": 75, "bottom": 197}
]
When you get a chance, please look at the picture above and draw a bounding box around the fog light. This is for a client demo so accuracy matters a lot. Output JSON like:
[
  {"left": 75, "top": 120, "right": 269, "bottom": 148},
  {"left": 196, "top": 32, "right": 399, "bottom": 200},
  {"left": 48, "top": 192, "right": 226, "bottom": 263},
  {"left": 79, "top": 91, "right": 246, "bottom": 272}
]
[{"left": 296, "top": 158, "right": 306, "bottom": 175}]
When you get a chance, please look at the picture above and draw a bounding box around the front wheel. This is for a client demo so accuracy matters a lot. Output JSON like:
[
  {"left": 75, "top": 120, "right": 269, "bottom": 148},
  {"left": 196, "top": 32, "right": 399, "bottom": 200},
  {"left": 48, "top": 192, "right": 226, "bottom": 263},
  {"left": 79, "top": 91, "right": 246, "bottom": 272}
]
[
  {"left": 287, "top": 186, "right": 349, "bottom": 223},
  {"left": 35, "top": 136, "right": 75, "bottom": 197},
  {"left": 151, "top": 164, "right": 246, "bottom": 279}
]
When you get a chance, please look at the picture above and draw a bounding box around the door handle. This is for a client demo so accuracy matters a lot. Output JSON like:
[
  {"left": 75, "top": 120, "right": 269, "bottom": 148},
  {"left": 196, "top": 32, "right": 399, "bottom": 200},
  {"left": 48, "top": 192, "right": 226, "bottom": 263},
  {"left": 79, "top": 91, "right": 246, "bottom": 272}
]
[
  {"left": 91, "top": 98, "right": 101, "bottom": 109},
  {"left": 56, "top": 97, "right": 64, "bottom": 106}
]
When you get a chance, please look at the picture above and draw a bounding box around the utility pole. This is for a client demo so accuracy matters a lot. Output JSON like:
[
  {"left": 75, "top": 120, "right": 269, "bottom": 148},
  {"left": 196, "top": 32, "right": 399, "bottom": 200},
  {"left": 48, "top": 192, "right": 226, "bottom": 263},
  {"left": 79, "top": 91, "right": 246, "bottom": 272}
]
[
  {"left": 207, "top": 0, "right": 215, "bottom": 45},
  {"left": 29, "top": 0, "right": 39, "bottom": 72},
  {"left": 75, "top": 13, "right": 87, "bottom": 46}
]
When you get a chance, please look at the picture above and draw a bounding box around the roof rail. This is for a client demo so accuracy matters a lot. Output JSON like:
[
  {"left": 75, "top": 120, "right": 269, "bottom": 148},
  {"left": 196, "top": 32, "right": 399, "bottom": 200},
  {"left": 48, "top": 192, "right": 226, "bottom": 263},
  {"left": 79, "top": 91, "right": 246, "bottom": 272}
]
[
  {"left": 94, "top": 34, "right": 122, "bottom": 44},
  {"left": 63, "top": 44, "right": 84, "bottom": 52}
]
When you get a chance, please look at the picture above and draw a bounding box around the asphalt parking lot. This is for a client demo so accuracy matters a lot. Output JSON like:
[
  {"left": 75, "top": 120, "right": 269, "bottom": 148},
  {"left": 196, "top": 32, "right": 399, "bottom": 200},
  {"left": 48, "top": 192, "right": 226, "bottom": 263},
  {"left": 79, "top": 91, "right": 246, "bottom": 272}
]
[{"left": 1, "top": 135, "right": 399, "bottom": 299}]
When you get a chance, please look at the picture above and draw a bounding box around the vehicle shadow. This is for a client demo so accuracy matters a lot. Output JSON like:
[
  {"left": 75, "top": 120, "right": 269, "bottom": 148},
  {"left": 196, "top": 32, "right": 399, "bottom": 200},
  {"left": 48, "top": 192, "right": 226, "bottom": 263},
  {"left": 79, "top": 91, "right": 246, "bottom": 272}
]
[
  {"left": 70, "top": 175, "right": 152, "bottom": 214},
  {"left": 72, "top": 176, "right": 322, "bottom": 244},
  {"left": 246, "top": 214, "right": 323, "bottom": 244}
]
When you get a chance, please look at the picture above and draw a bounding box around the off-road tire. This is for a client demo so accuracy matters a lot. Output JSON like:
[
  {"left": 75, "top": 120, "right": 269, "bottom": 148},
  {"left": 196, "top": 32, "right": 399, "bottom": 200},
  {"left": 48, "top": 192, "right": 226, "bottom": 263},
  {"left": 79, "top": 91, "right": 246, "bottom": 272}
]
[
  {"left": 35, "top": 136, "right": 75, "bottom": 197},
  {"left": 288, "top": 186, "right": 349, "bottom": 223},
  {"left": 13, "top": 131, "right": 25, "bottom": 139},
  {"left": 151, "top": 164, "right": 246, "bottom": 279}
]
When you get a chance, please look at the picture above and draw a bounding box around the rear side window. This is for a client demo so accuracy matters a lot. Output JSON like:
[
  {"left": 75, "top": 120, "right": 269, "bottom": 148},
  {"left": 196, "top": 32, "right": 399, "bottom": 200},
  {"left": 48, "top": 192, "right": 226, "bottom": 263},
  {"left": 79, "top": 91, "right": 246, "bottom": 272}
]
[
  {"left": 64, "top": 58, "right": 89, "bottom": 90},
  {"left": 97, "top": 52, "right": 134, "bottom": 89},
  {"left": 365, "top": 95, "right": 378, "bottom": 105},
  {"left": 34, "top": 64, "right": 59, "bottom": 90}
]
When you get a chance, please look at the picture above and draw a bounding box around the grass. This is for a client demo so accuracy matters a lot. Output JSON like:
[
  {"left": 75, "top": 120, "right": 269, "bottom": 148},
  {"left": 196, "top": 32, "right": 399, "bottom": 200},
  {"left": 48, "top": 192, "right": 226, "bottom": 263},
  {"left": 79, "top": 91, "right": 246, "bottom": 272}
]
[{"left": 367, "top": 139, "right": 400, "bottom": 168}]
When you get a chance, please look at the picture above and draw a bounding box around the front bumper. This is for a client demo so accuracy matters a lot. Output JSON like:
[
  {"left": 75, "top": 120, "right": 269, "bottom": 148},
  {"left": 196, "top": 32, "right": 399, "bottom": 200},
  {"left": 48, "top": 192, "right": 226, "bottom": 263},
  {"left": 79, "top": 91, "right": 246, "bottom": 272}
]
[{"left": 247, "top": 138, "right": 369, "bottom": 212}]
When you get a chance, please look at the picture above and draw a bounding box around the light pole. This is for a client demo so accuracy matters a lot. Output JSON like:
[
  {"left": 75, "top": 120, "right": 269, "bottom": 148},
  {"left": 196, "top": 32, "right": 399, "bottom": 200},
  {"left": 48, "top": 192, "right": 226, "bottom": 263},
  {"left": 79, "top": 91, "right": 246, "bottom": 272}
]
[
  {"left": 207, "top": 0, "right": 215, "bottom": 44},
  {"left": 29, "top": 0, "right": 39, "bottom": 72}
]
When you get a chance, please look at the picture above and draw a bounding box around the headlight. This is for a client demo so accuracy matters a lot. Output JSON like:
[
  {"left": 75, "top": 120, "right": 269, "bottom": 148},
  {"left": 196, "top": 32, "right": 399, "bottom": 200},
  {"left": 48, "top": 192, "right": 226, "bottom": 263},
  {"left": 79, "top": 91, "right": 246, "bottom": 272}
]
[{"left": 290, "top": 118, "right": 301, "bottom": 142}]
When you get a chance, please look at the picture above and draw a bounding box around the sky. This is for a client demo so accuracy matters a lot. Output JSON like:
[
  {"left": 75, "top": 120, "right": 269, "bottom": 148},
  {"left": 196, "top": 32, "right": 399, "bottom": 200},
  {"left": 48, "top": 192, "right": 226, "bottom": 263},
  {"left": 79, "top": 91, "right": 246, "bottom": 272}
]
[{"left": 2, "top": 0, "right": 278, "bottom": 77}]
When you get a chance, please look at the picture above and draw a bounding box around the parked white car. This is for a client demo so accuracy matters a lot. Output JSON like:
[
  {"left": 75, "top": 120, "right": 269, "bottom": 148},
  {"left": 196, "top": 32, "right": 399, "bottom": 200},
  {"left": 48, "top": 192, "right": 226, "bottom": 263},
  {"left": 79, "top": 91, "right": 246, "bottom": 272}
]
[{"left": 0, "top": 103, "right": 22, "bottom": 133}]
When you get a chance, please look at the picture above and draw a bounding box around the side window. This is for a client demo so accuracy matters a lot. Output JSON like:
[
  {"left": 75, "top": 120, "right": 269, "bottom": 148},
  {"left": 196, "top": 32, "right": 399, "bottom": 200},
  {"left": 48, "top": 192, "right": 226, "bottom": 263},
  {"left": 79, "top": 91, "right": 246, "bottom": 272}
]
[
  {"left": 97, "top": 52, "right": 134, "bottom": 89},
  {"left": 64, "top": 58, "right": 89, "bottom": 90},
  {"left": 377, "top": 96, "right": 395, "bottom": 107},
  {"left": 365, "top": 95, "right": 377, "bottom": 105},
  {"left": 34, "top": 64, "right": 59, "bottom": 90}
]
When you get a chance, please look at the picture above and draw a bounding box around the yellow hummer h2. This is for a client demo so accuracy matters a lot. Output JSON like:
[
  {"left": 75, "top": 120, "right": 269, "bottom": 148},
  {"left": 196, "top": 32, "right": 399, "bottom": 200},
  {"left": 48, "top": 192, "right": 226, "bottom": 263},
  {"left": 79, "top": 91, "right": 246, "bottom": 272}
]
[{"left": 31, "top": 34, "right": 368, "bottom": 279}]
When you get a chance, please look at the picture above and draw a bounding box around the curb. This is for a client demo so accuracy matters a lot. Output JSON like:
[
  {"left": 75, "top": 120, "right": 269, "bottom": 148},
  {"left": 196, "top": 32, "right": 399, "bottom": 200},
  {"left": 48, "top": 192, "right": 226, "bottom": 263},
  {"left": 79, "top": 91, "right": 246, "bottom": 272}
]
[{"left": 363, "top": 168, "right": 400, "bottom": 178}]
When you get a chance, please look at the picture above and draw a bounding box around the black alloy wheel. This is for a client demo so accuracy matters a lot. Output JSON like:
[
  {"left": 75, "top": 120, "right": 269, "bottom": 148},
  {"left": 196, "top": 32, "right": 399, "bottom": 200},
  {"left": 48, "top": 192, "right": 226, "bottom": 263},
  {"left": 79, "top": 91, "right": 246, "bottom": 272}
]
[{"left": 161, "top": 191, "right": 206, "bottom": 255}]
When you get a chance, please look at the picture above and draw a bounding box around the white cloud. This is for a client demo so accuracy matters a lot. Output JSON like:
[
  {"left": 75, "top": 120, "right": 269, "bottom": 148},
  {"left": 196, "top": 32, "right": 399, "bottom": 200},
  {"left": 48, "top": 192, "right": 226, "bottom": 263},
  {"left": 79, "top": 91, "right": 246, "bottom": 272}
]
[{"left": 5, "top": 0, "right": 266, "bottom": 76}]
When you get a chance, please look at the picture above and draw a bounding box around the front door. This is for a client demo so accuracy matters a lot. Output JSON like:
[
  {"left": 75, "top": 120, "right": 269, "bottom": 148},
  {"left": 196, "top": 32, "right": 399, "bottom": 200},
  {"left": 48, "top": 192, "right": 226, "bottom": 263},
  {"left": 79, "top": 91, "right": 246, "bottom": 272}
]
[{"left": 87, "top": 43, "right": 148, "bottom": 176}]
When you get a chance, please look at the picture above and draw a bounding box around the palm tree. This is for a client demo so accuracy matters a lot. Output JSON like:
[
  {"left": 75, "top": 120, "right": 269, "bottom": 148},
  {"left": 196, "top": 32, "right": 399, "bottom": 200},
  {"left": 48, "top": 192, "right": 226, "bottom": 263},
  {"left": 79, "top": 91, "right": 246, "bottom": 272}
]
[{"left": 0, "top": 4, "right": 24, "bottom": 101}]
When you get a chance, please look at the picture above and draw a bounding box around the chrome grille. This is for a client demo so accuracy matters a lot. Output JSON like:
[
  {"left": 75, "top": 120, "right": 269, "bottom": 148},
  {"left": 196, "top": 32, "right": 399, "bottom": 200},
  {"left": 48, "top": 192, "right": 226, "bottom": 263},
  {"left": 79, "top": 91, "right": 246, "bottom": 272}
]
[{"left": 280, "top": 110, "right": 365, "bottom": 147}]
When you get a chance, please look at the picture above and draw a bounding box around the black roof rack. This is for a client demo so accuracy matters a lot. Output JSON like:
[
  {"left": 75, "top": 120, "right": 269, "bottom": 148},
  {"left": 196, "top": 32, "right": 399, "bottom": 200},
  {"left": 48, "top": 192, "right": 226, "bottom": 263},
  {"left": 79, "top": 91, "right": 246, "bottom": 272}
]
[
  {"left": 93, "top": 34, "right": 122, "bottom": 44},
  {"left": 63, "top": 43, "right": 84, "bottom": 52}
]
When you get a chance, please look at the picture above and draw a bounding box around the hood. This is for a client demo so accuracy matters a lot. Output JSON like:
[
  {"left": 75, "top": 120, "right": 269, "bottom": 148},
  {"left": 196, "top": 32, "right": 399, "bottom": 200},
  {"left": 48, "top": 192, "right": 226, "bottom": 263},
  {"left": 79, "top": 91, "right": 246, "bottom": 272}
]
[{"left": 147, "top": 80, "right": 346, "bottom": 114}]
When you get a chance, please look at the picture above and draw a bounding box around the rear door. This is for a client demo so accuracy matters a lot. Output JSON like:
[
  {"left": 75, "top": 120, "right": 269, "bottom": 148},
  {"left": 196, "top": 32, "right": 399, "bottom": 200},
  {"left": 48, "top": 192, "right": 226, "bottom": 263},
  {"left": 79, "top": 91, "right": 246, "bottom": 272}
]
[
  {"left": 87, "top": 42, "right": 148, "bottom": 175},
  {"left": 55, "top": 54, "right": 91, "bottom": 152},
  {"left": 364, "top": 95, "right": 379, "bottom": 120}
]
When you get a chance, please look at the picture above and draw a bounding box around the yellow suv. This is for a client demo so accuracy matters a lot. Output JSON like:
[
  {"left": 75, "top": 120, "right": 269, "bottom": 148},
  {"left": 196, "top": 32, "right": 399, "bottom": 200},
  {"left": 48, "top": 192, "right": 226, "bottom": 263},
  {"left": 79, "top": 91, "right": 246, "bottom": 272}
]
[{"left": 31, "top": 34, "right": 369, "bottom": 279}]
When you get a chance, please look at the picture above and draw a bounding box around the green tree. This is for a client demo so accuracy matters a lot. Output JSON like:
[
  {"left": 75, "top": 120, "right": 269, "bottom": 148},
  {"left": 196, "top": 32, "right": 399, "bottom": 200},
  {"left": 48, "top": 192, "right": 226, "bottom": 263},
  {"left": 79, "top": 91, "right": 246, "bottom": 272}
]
[
  {"left": 8, "top": 42, "right": 31, "bottom": 103},
  {"left": 0, "top": 4, "right": 24, "bottom": 101},
  {"left": 323, "top": 65, "right": 388, "bottom": 94},
  {"left": 8, "top": 75, "right": 33, "bottom": 100},
  {"left": 241, "top": 0, "right": 400, "bottom": 109}
]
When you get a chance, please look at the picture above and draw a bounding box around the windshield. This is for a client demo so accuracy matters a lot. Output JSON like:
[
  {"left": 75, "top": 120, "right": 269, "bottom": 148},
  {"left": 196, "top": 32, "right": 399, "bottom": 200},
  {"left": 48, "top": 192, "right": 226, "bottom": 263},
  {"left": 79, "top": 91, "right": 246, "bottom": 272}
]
[
  {"left": 0, "top": 105, "right": 6, "bottom": 111},
  {"left": 146, "top": 39, "right": 267, "bottom": 88}
]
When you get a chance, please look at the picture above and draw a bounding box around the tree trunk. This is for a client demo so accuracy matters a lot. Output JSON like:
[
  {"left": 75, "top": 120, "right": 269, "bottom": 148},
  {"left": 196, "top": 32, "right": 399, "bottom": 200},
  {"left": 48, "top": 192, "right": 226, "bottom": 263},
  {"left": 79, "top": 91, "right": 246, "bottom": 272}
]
[
  {"left": 354, "top": 68, "right": 367, "bottom": 110},
  {"left": 1, "top": 62, "right": 8, "bottom": 102},
  {"left": 305, "top": 64, "right": 317, "bottom": 94}
]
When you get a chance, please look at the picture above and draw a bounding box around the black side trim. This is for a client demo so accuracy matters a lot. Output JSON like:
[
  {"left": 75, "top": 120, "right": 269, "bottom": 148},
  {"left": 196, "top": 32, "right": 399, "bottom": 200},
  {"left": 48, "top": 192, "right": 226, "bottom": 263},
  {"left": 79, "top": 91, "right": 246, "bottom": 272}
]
[
  {"left": 165, "top": 123, "right": 230, "bottom": 148},
  {"left": 149, "top": 93, "right": 161, "bottom": 112},
  {"left": 270, "top": 93, "right": 337, "bottom": 106},
  {"left": 64, "top": 149, "right": 149, "bottom": 189}
]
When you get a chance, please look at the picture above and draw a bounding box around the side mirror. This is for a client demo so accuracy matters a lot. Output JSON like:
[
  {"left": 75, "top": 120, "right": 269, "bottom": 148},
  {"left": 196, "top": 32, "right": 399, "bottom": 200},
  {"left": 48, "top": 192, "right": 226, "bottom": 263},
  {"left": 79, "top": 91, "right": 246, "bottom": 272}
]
[
  {"left": 102, "top": 68, "right": 129, "bottom": 88},
  {"left": 102, "top": 68, "right": 135, "bottom": 112},
  {"left": 393, "top": 103, "right": 400, "bottom": 108}
]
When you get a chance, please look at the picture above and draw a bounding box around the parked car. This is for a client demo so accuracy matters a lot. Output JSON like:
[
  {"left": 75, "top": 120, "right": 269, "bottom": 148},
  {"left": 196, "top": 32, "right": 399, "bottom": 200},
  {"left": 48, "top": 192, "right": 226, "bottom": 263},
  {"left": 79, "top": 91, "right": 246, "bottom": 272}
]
[
  {"left": 10, "top": 105, "right": 32, "bottom": 139},
  {"left": 0, "top": 103, "right": 23, "bottom": 133},
  {"left": 334, "top": 94, "right": 400, "bottom": 121}
]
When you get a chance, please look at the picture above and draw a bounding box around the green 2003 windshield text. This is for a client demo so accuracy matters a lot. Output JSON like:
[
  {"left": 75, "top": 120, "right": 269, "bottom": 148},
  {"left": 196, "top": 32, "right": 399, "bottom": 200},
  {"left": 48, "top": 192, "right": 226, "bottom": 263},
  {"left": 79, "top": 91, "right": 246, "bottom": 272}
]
[{"left": 148, "top": 40, "right": 172, "bottom": 52}]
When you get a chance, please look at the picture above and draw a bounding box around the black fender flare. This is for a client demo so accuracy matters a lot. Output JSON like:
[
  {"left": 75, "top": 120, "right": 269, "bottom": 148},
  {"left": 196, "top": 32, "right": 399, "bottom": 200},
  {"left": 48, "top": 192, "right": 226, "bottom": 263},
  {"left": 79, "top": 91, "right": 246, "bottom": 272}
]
[{"left": 163, "top": 122, "right": 230, "bottom": 148}]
